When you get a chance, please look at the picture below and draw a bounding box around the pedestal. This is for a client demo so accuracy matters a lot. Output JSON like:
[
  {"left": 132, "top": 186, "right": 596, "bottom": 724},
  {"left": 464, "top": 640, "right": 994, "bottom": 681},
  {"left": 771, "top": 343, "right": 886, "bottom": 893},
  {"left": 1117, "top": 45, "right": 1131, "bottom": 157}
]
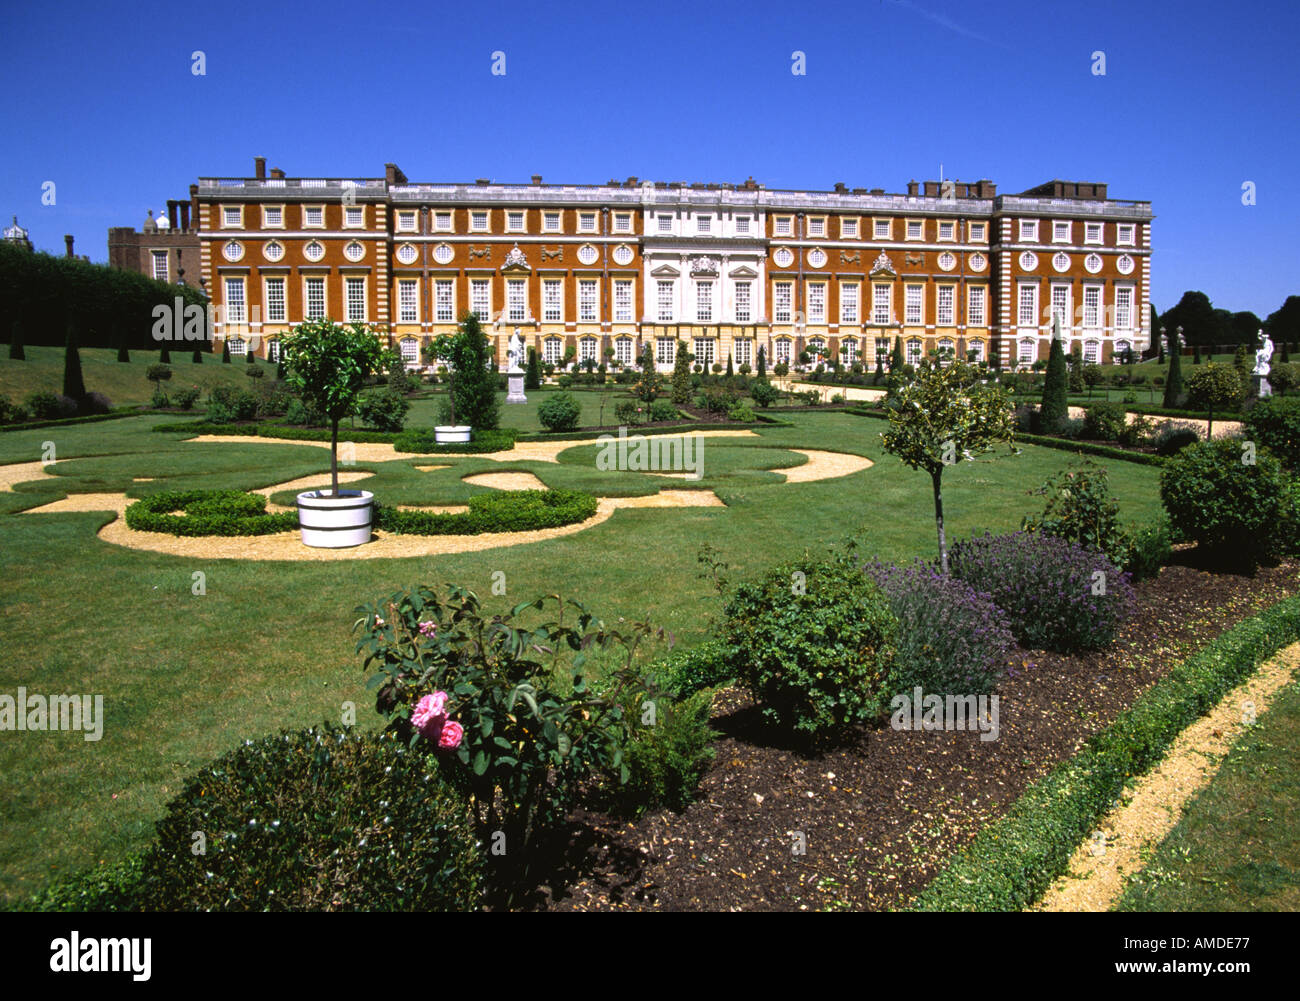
[
  {"left": 1254, "top": 373, "right": 1272, "bottom": 399},
  {"left": 506, "top": 372, "right": 527, "bottom": 403}
]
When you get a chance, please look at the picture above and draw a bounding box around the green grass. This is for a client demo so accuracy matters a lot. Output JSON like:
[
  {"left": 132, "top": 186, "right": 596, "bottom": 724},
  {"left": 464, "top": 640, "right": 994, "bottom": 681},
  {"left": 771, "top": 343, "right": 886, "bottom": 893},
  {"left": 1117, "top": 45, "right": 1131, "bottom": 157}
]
[
  {"left": 1116, "top": 675, "right": 1300, "bottom": 912},
  {"left": 0, "top": 409, "right": 1164, "bottom": 906},
  {"left": 0, "top": 345, "right": 253, "bottom": 406}
]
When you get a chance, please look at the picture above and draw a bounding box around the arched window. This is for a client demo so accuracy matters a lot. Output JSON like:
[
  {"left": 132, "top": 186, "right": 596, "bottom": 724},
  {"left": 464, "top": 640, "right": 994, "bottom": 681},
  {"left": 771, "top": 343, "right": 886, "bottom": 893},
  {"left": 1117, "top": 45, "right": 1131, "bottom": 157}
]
[
  {"left": 906, "top": 338, "right": 923, "bottom": 365},
  {"left": 967, "top": 339, "right": 985, "bottom": 364},
  {"left": 227, "top": 337, "right": 246, "bottom": 357},
  {"left": 399, "top": 337, "right": 418, "bottom": 364},
  {"left": 542, "top": 337, "right": 562, "bottom": 365},
  {"left": 839, "top": 339, "right": 858, "bottom": 364},
  {"left": 267, "top": 339, "right": 280, "bottom": 363},
  {"left": 1018, "top": 339, "right": 1036, "bottom": 366},
  {"left": 937, "top": 338, "right": 955, "bottom": 365},
  {"left": 1084, "top": 340, "right": 1101, "bottom": 365},
  {"left": 774, "top": 338, "right": 793, "bottom": 364},
  {"left": 1114, "top": 339, "right": 1131, "bottom": 364}
]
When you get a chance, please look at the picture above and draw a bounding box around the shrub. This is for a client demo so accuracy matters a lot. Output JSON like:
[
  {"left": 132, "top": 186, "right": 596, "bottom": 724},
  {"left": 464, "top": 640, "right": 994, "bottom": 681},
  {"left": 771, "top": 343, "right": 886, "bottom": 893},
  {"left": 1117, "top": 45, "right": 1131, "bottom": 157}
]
[
  {"left": 1118, "top": 517, "right": 1172, "bottom": 581},
  {"left": 1082, "top": 402, "right": 1128, "bottom": 441},
  {"left": 537, "top": 391, "right": 582, "bottom": 432},
  {"left": 605, "top": 687, "right": 716, "bottom": 816},
  {"left": 391, "top": 428, "right": 516, "bottom": 454},
  {"left": 1152, "top": 422, "right": 1200, "bottom": 456},
  {"left": 206, "top": 385, "right": 259, "bottom": 424},
  {"left": 173, "top": 386, "right": 200, "bottom": 411},
  {"left": 649, "top": 399, "right": 678, "bottom": 422},
  {"left": 25, "top": 391, "right": 77, "bottom": 420},
  {"left": 1243, "top": 395, "right": 1300, "bottom": 467},
  {"left": 749, "top": 379, "right": 779, "bottom": 408},
  {"left": 728, "top": 403, "right": 756, "bottom": 423},
  {"left": 82, "top": 391, "right": 112, "bottom": 415},
  {"left": 721, "top": 553, "right": 899, "bottom": 740},
  {"left": 125, "top": 489, "right": 298, "bottom": 536},
  {"left": 699, "top": 385, "right": 738, "bottom": 414},
  {"left": 1022, "top": 463, "right": 1125, "bottom": 565},
  {"left": 1055, "top": 416, "right": 1085, "bottom": 439},
  {"left": 948, "top": 532, "right": 1134, "bottom": 653},
  {"left": 654, "top": 637, "right": 732, "bottom": 696},
  {"left": 31, "top": 853, "right": 149, "bottom": 912},
  {"left": 1160, "top": 438, "right": 1289, "bottom": 566},
  {"left": 864, "top": 560, "right": 1014, "bottom": 696},
  {"left": 357, "top": 388, "right": 409, "bottom": 432},
  {"left": 139, "top": 725, "right": 481, "bottom": 911},
  {"left": 613, "top": 399, "right": 645, "bottom": 425},
  {"left": 376, "top": 488, "right": 596, "bottom": 535}
]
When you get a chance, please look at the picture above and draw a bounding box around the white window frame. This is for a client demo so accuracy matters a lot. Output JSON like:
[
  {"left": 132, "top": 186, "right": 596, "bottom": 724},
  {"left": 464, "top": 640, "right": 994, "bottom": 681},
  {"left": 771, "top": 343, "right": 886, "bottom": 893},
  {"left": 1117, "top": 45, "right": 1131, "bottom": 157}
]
[
  {"left": 694, "top": 337, "right": 715, "bottom": 368},
  {"left": 542, "top": 279, "right": 563, "bottom": 323},
  {"left": 696, "top": 214, "right": 712, "bottom": 235},
  {"left": 614, "top": 336, "right": 634, "bottom": 365},
  {"left": 840, "top": 282, "right": 859, "bottom": 324},
  {"left": 578, "top": 212, "right": 597, "bottom": 234},
  {"left": 303, "top": 205, "right": 325, "bottom": 229},
  {"left": 969, "top": 222, "right": 986, "bottom": 242},
  {"left": 773, "top": 281, "right": 793, "bottom": 324},
  {"left": 1018, "top": 283, "right": 1039, "bottom": 329},
  {"left": 223, "top": 277, "right": 246, "bottom": 324},
  {"left": 937, "top": 220, "right": 956, "bottom": 242},
  {"left": 470, "top": 210, "right": 490, "bottom": 233},
  {"left": 397, "top": 279, "right": 419, "bottom": 324},
  {"left": 1115, "top": 285, "right": 1134, "bottom": 332},
  {"left": 872, "top": 284, "right": 892, "bottom": 325},
  {"left": 967, "top": 286, "right": 986, "bottom": 327},
  {"left": 1117, "top": 223, "right": 1135, "bottom": 246},
  {"left": 222, "top": 205, "right": 242, "bottom": 229},
  {"left": 1019, "top": 219, "right": 1038, "bottom": 242},
  {"left": 1052, "top": 220, "right": 1071, "bottom": 244},
  {"left": 807, "top": 216, "right": 826, "bottom": 238},
  {"left": 936, "top": 285, "right": 955, "bottom": 326},
  {"left": 840, "top": 217, "right": 858, "bottom": 239},
  {"left": 543, "top": 337, "right": 562, "bottom": 365},
  {"left": 905, "top": 219, "right": 923, "bottom": 241},
  {"left": 614, "top": 279, "right": 634, "bottom": 323},
  {"left": 874, "top": 218, "right": 891, "bottom": 240},
  {"left": 396, "top": 210, "right": 417, "bottom": 233},
  {"left": 543, "top": 211, "right": 562, "bottom": 233},
  {"left": 434, "top": 211, "right": 453, "bottom": 232},
  {"left": 735, "top": 338, "right": 753, "bottom": 367},
  {"left": 1050, "top": 284, "right": 1071, "bottom": 333},
  {"left": 151, "top": 250, "right": 169, "bottom": 282},
  {"left": 774, "top": 215, "right": 793, "bottom": 237},
  {"left": 579, "top": 279, "right": 599, "bottom": 322},
  {"left": 345, "top": 276, "right": 367, "bottom": 322},
  {"left": 434, "top": 279, "right": 454, "bottom": 323},
  {"left": 262, "top": 205, "right": 284, "bottom": 229},
  {"left": 735, "top": 281, "right": 752, "bottom": 323},
  {"left": 1019, "top": 339, "right": 1036, "bottom": 365},
  {"left": 264, "top": 277, "right": 287, "bottom": 323},
  {"left": 656, "top": 337, "right": 675, "bottom": 366},
  {"left": 304, "top": 277, "right": 326, "bottom": 320},
  {"left": 657, "top": 281, "right": 674, "bottom": 322},
  {"left": 506, "top": 279, "right": 527, "bottom": 322},
  {"left": 613, "top": 212, "right": 632, "bottom": 233},
  {"left": 506, "top": 210, "right": 526, "bottom": 233},
  {"left": 905, "top": 284, "right": 924, "bottom": 326},
  {"left": 343, "top": 206, "right": 365, "bottom": 229},
  {"left": 695, "top": 281, "right": 714, "bottom": 323},
  {"left": 470, "top": 278, "right": 491, "bottom": 323},
  {"left": 1085, "top": 222, "right": 1104, "bottom": 245},
  {"left": 1082, "top": 284, "right": 1103, "bottom": 330},
  {"left": 806, "top": 282, "right": 826, "bottom": 324},
  {"left": 906, "top": 338, "right": 923, "bottom": 365},
  {"left": 399, "top": 337, "right": 419, "bottom": 363}
]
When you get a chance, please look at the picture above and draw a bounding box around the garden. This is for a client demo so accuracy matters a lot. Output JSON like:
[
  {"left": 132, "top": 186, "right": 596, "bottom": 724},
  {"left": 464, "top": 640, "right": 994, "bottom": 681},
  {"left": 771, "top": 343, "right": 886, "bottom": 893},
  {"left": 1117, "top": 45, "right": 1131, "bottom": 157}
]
[{"left": 3, "top": 318, "right": 1300, "bottom": 912}]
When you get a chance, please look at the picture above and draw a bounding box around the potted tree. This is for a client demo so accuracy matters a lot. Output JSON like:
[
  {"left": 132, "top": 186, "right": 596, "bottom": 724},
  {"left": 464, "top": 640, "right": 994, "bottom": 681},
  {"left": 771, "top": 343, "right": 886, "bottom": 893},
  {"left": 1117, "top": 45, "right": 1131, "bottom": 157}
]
[
  {"left": 280, "top": 318, "right": 385, "bottom": 548},
  {"left": 432, "top": 312, "right": 497, "bottom": 443}
]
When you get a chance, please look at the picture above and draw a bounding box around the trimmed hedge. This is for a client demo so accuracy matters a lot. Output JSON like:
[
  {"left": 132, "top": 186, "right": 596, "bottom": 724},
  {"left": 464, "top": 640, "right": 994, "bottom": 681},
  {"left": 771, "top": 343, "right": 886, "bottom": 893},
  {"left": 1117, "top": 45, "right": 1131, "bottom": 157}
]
[
  {"left": 0, "top": 408, "right": 149, "bottom": 433},
  {"left": 392, "top": 427, "right": 518, "bottom": 454},
  {"left": 376, "top": 488, "right": 597, "bottom": 535},
  {"left": 125, "top": 489, "right": 297, "bottom": 536},
  {"left": 910, "top": 591, "right": 1300, "bottom": 911}
]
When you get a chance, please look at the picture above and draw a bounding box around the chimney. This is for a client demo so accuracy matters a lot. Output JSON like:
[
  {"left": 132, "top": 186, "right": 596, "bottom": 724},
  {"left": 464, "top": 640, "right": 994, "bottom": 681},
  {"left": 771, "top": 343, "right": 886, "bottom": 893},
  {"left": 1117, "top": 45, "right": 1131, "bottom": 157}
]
[
  {"left": 475, "top": 178, "right": 490, "bottom": 185},
  {"left": 907, "top": 180, "right": 919, "bottom": 196},
  {"left": 189, "top": 184, "right": 199, "bottom": 232},
  {"left": 833, "top": 182, "right": 847, "bottom": 194},
  {"left": 64, "top": 235, "right": 75, "bottom": 257},
  {"left": 531, "top": 174, "right": 542, "bottom": 185},
  {"left": 384, "top": 162, "right": 407, "bottom": 185},
  {"left": 269, "top": 167, "right": 285, "bottom": 180},
  {"left": 180, "top": 199, "right": 191, "bottom": 232},
  {"left": 976, "top": 179, "right": 996, "bottom": 198},
  {"left": 626, "top": 176, "right": 639, "bottom": 186},
  {"left": 923, "top": 180, "right": 939, "bottom": 197},
  {"left": 254, "top": 156, "right": 266, "bottom": 180},
  {"left": 167, "top": 200, "right": 180, "bottom": 231}
]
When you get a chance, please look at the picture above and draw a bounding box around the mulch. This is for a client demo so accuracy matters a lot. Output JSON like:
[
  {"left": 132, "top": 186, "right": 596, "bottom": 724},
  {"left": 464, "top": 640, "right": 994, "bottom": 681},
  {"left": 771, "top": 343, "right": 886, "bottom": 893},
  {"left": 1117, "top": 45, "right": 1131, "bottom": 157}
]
[{"left": 526, "top": 554, "right": 1300, "bottom": 911}]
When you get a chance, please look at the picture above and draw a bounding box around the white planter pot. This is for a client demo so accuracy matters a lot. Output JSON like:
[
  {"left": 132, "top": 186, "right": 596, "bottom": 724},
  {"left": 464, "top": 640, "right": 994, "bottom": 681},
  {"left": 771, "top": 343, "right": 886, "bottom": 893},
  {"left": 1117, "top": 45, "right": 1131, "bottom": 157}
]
[
  {"left": 296, "top": 489, "right": 374, "bottom": 548},
  {"left": 434, "top": 425, "right": 472, "bottom": 444}
]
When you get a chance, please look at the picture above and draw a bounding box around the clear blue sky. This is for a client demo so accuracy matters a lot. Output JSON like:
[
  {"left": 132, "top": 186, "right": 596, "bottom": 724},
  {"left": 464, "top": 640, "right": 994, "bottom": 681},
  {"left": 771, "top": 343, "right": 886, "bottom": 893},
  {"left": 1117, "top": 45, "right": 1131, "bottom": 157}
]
[{"left": 2, "top": 0, "right": 1296, "bottom": 317}]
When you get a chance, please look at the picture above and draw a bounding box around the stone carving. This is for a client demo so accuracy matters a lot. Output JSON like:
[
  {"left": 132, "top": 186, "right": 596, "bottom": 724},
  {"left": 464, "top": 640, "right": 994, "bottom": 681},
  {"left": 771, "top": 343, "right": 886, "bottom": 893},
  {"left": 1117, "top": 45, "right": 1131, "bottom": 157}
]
[
  {"left": 502, "top": 244, "right": 529, "bottom": 270},
  {"left": 690, "top": 256, "right": 718, "bottom": 275},
  {"left": 840, "top": 250, "right": 860, "bottom": 264},
  {"left": 1254, "top": 331, "right": 1274, "bottom": 376},
  {"left": 905, "top": 253, "right": 924, "bottom": 266},
  {"left": 870, "top": 251, "right": 896, "bottom": 275},
  {"left": 468, "top": 246, "right": 490, "bottom": 260},
  {"left": 540, "top": 246, "right": 563, "bottom": 261},
  {"left": 507, "top": 329, "right": 526, "bottom": 373}
]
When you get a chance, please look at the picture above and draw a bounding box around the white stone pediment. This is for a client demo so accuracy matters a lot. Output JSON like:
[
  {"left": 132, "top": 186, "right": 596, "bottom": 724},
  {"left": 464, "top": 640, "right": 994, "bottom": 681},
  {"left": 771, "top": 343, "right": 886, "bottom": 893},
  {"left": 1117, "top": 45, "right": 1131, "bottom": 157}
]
[
  {"left": 729, "top": 265, "right": 759, "bottom": 279},
  {"left": 649, "top": 263, "right": 680, "bottom": 277}
]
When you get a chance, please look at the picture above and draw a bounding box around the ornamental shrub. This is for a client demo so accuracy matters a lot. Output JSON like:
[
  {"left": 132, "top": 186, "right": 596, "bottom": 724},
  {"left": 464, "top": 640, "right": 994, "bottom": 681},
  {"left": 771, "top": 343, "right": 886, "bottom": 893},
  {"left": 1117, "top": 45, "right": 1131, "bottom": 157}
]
[
  {"left": 1243, "top": 395, "right": 1300, "bottom": 468},
  {"left": 357, "top": 388, "right": 410, "bottom": 432},
  {"left": 864, "top": 559, "right": 1014, "bottom": 696},
  {"left": 947, "top": 532, "right": 1135, "bottom": 653},
  {"left": 699, "top": 384, "right": 738, "bottom": 414},
  {"left": 1021, "top": 463, "right": 1125, "bottom": 566},
  {"left": 654, "top": 637, "right": 732, "bottom": 696},
  {"left": 140, "top": 725, "right": 482, "bottom": 911},
  {"left": 728, "top": 403, "right": 756, "bottom": 423},
  {"left": 1153, "top": 422, "right": 1200, "bottom": 456},
  {"left": 1117, "top": 517, "right": 1173, "bottom": 581},
  {"left": 1160, "top": 438, "right": 1290, "bottom": 566},
  {"left": 391, "top": 427, "right": 516, "bottom": 454},
  {"left": 613, "top": 399, "right": 645, "bottom": 425},
  {"left": 25, "top": 391, "right": 76, "bottom": 420},
  {"left": 126, "top": 489, "right": 298, "bottom": 536},
  {"left": 375, "top": 488, "right": 596, "bottom": 535},
  {"left": 749, "top": 378, "right": 779, "bottom": 408},
  {"left": 537, "top": 390, "right": 582, "bottom": 432},
  {"left": 173, "top": 386, "right": 200, "bottom": 411},
  {"left": 604, "top": 687, "right": 716, "bottom": 817},
  {"left": 1082, "top": 402, "right": 1128, "bottom": 442},
  {"left": 206, "top": 385, "right": 259, "bottom": 424},
  {"left": 649, "top": 399, "right": 678, "bottom": 422},
  {"left": 721, "top": 553, "right": 899, "bottom": 740}
]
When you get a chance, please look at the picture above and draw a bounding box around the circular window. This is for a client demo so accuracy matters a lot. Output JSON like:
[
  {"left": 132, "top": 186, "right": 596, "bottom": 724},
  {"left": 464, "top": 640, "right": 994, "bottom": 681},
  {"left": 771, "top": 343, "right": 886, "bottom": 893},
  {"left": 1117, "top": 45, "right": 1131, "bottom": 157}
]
[
  {"left": 1085, "top": 253, "right": 1103, "bottom": 274},
  {"left": 433, "top": 243, "right": 454, "bottom": 265},
  {"left": 968, "top": 252, "right": 986, "bottom": 272},
  {"left": 222, "top": 240, "right": 244, "bottom": 263},
  {"left": 938, "top": 251, "right": 957, "bottom": 272},
  {"left": 1053, "top": 252, "right": 1070, "bottom": 273},
  {"left": 396, "top": 243, "right": 418, "bottom": 265},
  {"left": 262, "top": 240, "right": 284, "bottom": 263},
  {"left": 303, "top": 240, "right": 325, "bottom": 263},
  {"left": 807, "top": 248, "right": 827, "bottom": 268},
  {"left": 773, "top": 247, "right": 794, "bottom": 268},
  {"left": 1117, "top": 254, "right": 1135, "bottom": 275},
  {"left": 577, "top": 244, "right": 598, "bottom": 266},
  {"left": 613, "top": 244, "right": 633, "bottom": 266},
  {"left": 343, "top": 241, "right": 365, "bottom": 263},
  {"left": 1019, "top": 251, "right": 1038, "bottom": 271}
]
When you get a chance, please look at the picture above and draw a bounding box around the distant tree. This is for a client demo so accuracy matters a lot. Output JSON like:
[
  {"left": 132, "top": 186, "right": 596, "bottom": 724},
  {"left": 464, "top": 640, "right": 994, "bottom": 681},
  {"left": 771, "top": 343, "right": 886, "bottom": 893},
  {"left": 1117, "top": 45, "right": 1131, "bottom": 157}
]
[
  {"left": 1163, "top": 327, "right": 1185, "bottom": 408},
  {"left": 1193, "top": 344, "right": 1202, "bottom": 364},
  {"left": 1161, "top": 291, "right": 1217, "bottom": 347},
  {"left": 63, "top": 322, "right": 86, "bottom": 402},
  {"left": 1231, "top": 311, "right": 1263, "bottom": 347},
  {"left": 193, "top": 348, "right": 203, "bottom": 364},
  {"left": 1264, "top": 296, "right": 1300, "bottom": 348},
  {"left": 159, "top": 346, "right": 170, "bottom": 364}
]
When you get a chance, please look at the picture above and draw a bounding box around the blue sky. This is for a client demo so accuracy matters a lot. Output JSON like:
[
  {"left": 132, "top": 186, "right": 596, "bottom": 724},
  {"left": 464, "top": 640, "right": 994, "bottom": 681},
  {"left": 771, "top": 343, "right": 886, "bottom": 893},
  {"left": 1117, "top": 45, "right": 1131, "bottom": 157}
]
[{"left": 2, "top": 0, "right": 1296, "bottom": 316}]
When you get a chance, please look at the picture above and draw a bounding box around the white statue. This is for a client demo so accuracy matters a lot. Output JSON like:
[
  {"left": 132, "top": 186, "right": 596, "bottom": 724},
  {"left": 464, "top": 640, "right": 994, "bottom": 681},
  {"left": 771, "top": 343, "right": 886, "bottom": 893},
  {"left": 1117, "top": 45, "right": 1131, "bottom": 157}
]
[
  {"left": 1254, "top": 331, "right": 1273, "bottom": 376},
  {"left": 507, "top": 329, "right": 525, "bottom": 373}
]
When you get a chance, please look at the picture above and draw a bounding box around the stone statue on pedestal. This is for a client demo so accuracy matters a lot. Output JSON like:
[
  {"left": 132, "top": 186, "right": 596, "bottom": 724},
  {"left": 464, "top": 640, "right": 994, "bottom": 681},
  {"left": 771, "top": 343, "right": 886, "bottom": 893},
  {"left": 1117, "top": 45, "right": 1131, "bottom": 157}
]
[
  {"left": 1253, "top": 331, "right": 1274, "bottom": 398},
  {"left": 505, "top": 328, "right": 527, "bottom": 403}
]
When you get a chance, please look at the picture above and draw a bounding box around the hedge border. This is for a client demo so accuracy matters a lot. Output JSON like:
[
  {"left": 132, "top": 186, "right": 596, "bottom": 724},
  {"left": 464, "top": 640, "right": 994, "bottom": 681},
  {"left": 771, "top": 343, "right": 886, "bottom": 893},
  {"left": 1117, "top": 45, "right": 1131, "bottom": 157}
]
[
  {"left": 125, "top": 489, "right": 298, "bottom": 537},
  {"left": 0, "top": 408, "right": 152, "bottom": 433},
  {"left": 374, "top": 488, "right": 597, "bottom": 535},
  {"left": 909, "top": 591, "right": 1300, "bottom": 911}
]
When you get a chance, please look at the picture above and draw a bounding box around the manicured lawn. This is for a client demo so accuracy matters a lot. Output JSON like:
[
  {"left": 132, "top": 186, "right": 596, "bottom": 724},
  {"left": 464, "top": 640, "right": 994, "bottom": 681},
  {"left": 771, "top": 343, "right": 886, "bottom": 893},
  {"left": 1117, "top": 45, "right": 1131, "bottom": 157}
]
[
  {"left": 0, "top": 409, "right": 1163, "bottom": 904},
  {"left": 0, "top": 345, "right": 258, "bottom": 406},
  {"left": 1116, "top": 674, "right": 1300, "bottom": 912}
]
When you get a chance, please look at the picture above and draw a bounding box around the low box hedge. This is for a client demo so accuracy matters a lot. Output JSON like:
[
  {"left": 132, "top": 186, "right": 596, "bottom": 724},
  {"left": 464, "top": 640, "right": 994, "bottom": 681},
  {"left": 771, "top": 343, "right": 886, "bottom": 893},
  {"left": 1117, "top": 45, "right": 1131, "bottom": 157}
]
[
  {"left": 392, "top": 427, "right": 518, "bottom": 454},
  {"left": 376, "top": 488, "right": 597, "bottom": 535},
  {"left": 910, "top": 591, "right": 1300, "bottom": 911},
  {"left": 125, "top": 489, "right": 298, "bottom": 536}
]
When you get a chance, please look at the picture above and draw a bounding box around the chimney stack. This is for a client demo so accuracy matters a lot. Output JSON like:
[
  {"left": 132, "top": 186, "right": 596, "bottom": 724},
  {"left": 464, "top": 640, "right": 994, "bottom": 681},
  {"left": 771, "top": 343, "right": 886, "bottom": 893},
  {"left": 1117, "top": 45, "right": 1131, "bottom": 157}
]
[
  {"left": 254, "top": 156, "right": 266, "bottom": 180},
  {"left": 833, "top": 182, "right": 847, "bottom": 193},
  {"left": 189, "top": 184, "right": 199, "bottom": 232},
  {"left": 167, "top": 200, "right": 180, "bottom": 231},
  {"left": 531, "top": 174, "right": 542, "bottom": 185},
  {"left": 65, "top": 234, "right": 74, "bottom": 257},
  {"left": 269, "top": 167, "right": 284, "bottom": 180},
  {"left": 907, "top": 180, "right": 919, "bottom": 196},
  {"left": 179, "top": 199, "right": 191, "bottom": 232}
]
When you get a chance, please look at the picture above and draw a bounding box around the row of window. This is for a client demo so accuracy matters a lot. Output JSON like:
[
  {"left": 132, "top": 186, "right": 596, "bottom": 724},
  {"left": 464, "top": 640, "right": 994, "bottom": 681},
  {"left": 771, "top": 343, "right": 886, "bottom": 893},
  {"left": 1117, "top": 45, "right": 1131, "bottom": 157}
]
[
  {"left": 1018, "top": 283, "right": 1137, "bottom": 331},
  {"left": 221, "top": 275, "right": 364, "bottom": 324},
  {"left": 1016, "top": 218, "right": 1136, "bottom": 246}
]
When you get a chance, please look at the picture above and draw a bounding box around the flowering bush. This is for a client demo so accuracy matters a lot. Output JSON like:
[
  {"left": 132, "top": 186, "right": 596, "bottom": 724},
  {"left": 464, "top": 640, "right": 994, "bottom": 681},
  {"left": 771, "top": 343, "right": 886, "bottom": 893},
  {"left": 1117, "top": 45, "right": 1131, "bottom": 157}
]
[
  {"left": 864, "top": 559, "right": 1014, "bottom": 695},
  {"left": 354, "top": 584, "right": 668, "bottom": 891},
  {"left": 947, "top": 531, "right": 1134, "bottom": 653}
]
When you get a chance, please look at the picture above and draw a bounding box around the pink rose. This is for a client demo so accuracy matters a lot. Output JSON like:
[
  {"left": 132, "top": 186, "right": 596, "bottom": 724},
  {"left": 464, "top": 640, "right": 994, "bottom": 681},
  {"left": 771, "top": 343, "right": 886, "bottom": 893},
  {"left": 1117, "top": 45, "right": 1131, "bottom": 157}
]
[
  {"left": 437, "top": 720, "right": 464, "bottom": 751},
  {"left": 411, "top": 691, "right": 449, "bottom": 733},
  {"left": 418, "top": 619, "right": 437, "bottom": 638}
]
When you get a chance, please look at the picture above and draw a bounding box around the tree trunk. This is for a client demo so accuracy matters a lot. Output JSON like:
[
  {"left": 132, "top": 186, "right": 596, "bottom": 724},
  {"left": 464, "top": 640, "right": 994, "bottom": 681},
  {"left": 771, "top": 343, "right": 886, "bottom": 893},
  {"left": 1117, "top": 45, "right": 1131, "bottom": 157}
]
[
  {"left": 1207, "top": 408, "right": 1213, "bottom": 440},
  {"left": 330, "top": 419, "right": 340, "bottom": 496},
  {"left": 449, "top": 371, "right": 456, "bottom": 425},
  {"left": 932, "top": 468, "right": 948, "bottom": 574}
]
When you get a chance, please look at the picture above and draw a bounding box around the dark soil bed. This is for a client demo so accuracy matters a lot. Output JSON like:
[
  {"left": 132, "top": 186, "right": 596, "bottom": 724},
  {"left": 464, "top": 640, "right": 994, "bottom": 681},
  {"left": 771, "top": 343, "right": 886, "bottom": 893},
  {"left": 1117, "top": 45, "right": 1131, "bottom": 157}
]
[{"left": 528, "top": 555, "right": 1300, "bottom": 911}]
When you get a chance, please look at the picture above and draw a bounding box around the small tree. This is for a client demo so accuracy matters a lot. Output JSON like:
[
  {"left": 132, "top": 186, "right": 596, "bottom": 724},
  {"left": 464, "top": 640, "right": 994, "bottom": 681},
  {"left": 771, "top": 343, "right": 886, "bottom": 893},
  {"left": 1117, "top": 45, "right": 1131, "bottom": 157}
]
[
  {"left": 889, "top": 336, "right": 905, "bottom": 373},
  {"left": 726, "top": 353, "right": 734, "bottom": 378},
  {"left": 1040, "top": 324, "right": 1069, "bottom": 431},
  {"left": 246, "top": 346, "right": 256, "bottom": 365},
  {"left": 192, "top": 348, "right": 203, "bottom": 364},
  {"left": 756, "top": 346, "right": 766, "bottom": 379},
  {"left": 63, "top": 322, "right": 86, "bottom": 403},
  {"left": 432, "top": 312, "right": 499, "bottom": 430},
  {"left": 634, "top": 344, "right": 664, "bottom": 403},
  {"left": 1163, "top": 327, "right": 1184, "bottom": 408},
  {"left": 280, "top": 319, "right": 385, "bottom": 496},
  {"left": 880, "top": 359, "right": 1015, "bottom": 573},
  {"left": 9, "top": 320, "right": 24, "bottom": 360},
  {"left": 116, "top": 323, "right": 130, "bottom": 363},
  {"left": 671, "top": 340, "right": 693, "bottom": 405},
  {"left": 1185, "top": 362, "right": 1242, "bottom": 438},
  {"left": 1193, "top": 344, "right": 1202, "bottom": 364},
  {"left": 524, "top": 347, "right": 541, "bottom": 391},
  {"left": 221, "top": 339, "right": 231, "bottom": 363},
  {"left": 1082, "top": 364, "right": 1104, "bottom": 398},
  {"left": 146, "top": 362, "right": 172, "bottom": 407},
  {"left": 160, "top": 346, "right": 171, "bottom": 364}
]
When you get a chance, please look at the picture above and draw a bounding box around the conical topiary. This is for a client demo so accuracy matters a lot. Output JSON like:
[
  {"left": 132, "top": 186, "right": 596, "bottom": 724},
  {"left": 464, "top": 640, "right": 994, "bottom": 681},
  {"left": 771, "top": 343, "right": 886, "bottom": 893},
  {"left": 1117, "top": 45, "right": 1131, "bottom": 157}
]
[
  {"left": 222, "top": 339, "right": 231, "bottom": 363},
  {"left": 63, "top": 322, "right": 86, "bottom": 402},
  {"left": 193, "top": 348, "right": 203, "bottom": 364},
  {"left": 1040, "top": 326, "right": 1069, "bottom": 431},
  {"left": 8, "top": 321, "right": 24, "bottom": 361},
  {"left": 1163, "top": 328, "right": 1184, "bottom": 408}
]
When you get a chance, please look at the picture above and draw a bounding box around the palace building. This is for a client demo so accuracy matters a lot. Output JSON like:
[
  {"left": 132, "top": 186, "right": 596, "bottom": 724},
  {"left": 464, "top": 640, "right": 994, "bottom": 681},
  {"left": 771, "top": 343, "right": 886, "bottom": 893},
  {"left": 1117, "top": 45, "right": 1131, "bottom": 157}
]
[{"left": 192, "top": 158, "right": 1153, "bottom": 370}]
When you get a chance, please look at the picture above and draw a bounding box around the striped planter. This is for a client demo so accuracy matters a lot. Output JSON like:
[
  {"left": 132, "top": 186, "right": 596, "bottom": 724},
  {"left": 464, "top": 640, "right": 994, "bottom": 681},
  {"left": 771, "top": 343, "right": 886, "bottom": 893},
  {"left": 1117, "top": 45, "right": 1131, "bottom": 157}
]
[
  {"left": 434, "top": 425, "right": 472, "bottom": 444},
  {"left": 296, "top": 489, "right": 374, "bottom": 548}
]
